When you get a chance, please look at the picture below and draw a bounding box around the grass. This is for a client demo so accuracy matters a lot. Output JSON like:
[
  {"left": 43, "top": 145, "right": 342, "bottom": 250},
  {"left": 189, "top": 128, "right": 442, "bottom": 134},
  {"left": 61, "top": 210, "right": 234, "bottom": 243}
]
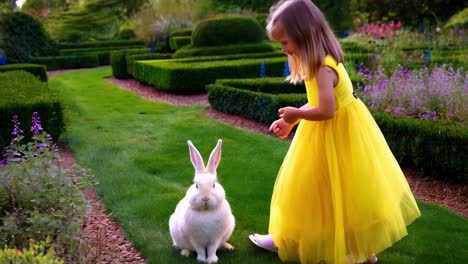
[{"left": 49, "top": 67, "right": 467, "bottom": 264}]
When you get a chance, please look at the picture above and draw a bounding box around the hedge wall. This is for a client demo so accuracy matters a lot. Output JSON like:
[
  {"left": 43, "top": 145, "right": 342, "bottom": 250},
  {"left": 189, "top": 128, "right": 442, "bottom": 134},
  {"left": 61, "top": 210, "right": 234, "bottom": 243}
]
[{"left": 0, "top": 71, "right": 64, "bottom": 149}]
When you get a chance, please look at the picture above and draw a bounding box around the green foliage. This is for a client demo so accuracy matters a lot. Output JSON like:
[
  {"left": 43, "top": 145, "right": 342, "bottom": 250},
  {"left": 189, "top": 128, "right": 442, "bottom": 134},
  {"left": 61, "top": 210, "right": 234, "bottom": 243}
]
[
  {"left": 31, "top": 54, "right": 100, "bottom": 71},
  {"left": 0, "top": 71, "right": 64, "bottom": 149},
  {"left": 316, "top": 0, "right": 353, "bottom": 33},
  {"left": 444, "top": 7, "right": 468, "bottom": 28},
  {"left": 350, "top": 0, "right": 466, "bottom": 29},
  {"left": 170, "top": 27, "right": 193, "bottom": 37},
  {"left": 125, "top": 52, "right": 172, "bottom": 76},
  {"left": 56, "top": 40, "right": 145, "bottom": 49},
  {"left": 192, "top": 16, "right": 264, "bottom": 47},
  {"left": 372, "top": 111, "right": 467, "bottom": 183},
  {"left": 168, "top": 36, "right": 191, "bottom": 51},
  {"left": 0, "top": 64, "right": 47, "bottom": 82},
  {"left": 207, "top": 78, "right": 307, "bottom": 124},
  {"left": 133, "top": 56, "right": 287, "bottom": 92},
  {"left": 172, "top": 42, "right": 275, "bottom": 58},
  {"left": 53, "top": 0, "right": 124, "bottom": 42},
  {"left": 0, "top": 12, "right": 58, "bottom": 63},
  {"left": 119, "top": 28, "right": 136, "bottom": 39},
  {"left": 0, "top": 114, "right": 94, "bottom": 253},
  {"left": 0, "top": 238, "right": 64, "bottom": 264}
]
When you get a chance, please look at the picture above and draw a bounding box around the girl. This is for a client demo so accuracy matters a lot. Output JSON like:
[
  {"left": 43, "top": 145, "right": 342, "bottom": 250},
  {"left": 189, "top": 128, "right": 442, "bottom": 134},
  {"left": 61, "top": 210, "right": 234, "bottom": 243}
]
[{"left": 248, "top": 0, "right": 421, "bottom": 263}]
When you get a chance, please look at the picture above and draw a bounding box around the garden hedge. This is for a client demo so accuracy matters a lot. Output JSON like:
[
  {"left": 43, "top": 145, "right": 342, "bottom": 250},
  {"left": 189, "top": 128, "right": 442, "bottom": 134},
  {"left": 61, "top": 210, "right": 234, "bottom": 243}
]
[
  {"left": 192, "top": 16, "right": 264, "bottom": 47},
  {"left": 133, "top": 57, "right": 287, "bottom": 93},
  {"left": 56, "top": 40, "right": 145, "bottom": 49},
  {"left": 172, "top": 42, "right": 276, "bottom": 58},
  {"left": 0, "top": 71, "right": 64, "bottom": 149},
  {"left": 0, "top": 64, "right": 47, "bottom": 82},
  {"left": 32, "top": 54, "right": 99, "bottom": 71}
]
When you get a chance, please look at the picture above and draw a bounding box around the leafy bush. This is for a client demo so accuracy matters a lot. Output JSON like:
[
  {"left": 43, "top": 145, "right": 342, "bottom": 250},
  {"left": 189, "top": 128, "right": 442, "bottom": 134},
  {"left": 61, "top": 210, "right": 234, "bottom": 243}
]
[
  {"left": 56, "top": 40, "right": 145, "bottom": 49},
  {"left": 0, "top": 64, "right": 47, "bottom": 82},
  {"left": 206, "top": 78, "right": 307, "bottom": 124},
  {"left": 32, "top": 54, "right": 99, "bottom": 71},
  {"left": 372, "top": 111, "right": 467, "bottom": 183},
  {"left": 0, "top": 71, "right": 64, "bottom": 149},
  {"left": 119, "top": 28, "right": 136, "bottom": 39},
  {"left": 170, "top": 27, "right": 193, "bottom": 37},
  {"left": 169, "top": 36, "right": 191, "bottom": 51},
  {"left": 133, "top": 57, "right": 287, "bottom": 92},
  {"left": 0, "top": 238, "right": 63, "bottom": 264},
  {"left": 0, "top": 112, "right": 94, "bottom": 255},
  {"left": 172, "top": 42, "right": 275, "bottom": 58},
  {"left": 0, "top": 12, "right": 58, "bottom": 63},
  {"left": 192, "top": 16, "right": 264, "bottom": 47}
]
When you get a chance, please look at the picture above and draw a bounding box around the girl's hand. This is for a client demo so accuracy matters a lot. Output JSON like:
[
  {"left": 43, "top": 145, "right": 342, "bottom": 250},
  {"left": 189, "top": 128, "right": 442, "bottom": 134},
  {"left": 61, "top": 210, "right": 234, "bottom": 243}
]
[
  {"left": 278, "top": 107, "right": 299, "bottom": 124},
  {"left": 269, "top": 118, "right": 295, "bottom": 139}
]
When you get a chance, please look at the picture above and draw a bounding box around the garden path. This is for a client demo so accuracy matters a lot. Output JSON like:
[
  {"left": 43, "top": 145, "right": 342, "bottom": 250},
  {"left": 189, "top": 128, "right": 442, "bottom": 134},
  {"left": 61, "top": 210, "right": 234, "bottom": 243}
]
[{"left": 49, "top": 69, "right": 466, "bottom": 263}]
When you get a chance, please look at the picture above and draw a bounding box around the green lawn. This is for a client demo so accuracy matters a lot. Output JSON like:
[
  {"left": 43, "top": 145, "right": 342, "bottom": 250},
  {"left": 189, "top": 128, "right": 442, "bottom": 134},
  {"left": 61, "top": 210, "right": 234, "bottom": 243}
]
[{"left": 49, "top": 67, "right": 467, "bottom": 264}]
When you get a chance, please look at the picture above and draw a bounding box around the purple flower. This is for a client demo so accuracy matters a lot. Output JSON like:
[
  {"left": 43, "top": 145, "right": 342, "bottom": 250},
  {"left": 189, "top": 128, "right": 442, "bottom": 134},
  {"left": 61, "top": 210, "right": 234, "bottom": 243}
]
[
  {"left": 11, "top": 115, "right": 23, "bottom": 138},
  {"left": 30, "top": 112, "right": 43, "bottom": 137}
]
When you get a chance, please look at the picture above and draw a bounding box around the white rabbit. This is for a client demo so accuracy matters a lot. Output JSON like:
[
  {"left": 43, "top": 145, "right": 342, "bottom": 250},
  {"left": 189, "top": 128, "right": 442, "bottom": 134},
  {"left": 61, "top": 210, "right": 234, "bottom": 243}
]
[{"left": 169, "top": 139, "right": 235, "bottom": 263}]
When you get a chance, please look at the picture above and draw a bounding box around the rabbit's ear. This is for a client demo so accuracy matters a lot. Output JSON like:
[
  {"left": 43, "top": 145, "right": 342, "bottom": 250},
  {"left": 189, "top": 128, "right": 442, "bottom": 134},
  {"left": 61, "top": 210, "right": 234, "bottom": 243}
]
[
  {"left": 188, "top": 140, "right": 205, "bottom": 173},
  {"left": 206, "top": 139, "right": 222, "bottom": 174}
]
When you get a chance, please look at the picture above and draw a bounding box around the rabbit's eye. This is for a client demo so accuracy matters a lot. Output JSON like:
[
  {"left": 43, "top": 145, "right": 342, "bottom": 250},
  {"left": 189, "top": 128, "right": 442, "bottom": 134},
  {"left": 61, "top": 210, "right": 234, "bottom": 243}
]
[
  {"left": 213, "top": 183, "right": 215, "bottom": 188},
  {"left": 195, "top": 184, "right": 198, "bottom": 189}
]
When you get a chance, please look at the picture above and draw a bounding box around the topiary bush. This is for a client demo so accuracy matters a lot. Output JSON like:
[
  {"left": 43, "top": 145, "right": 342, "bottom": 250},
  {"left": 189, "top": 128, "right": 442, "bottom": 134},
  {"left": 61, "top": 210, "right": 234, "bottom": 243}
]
[
  {"left": 0, "top": 12, "right": 58, "bottom": 63},
  {"left": 191, "top": 16, "right": 264, "bottom": 47}
]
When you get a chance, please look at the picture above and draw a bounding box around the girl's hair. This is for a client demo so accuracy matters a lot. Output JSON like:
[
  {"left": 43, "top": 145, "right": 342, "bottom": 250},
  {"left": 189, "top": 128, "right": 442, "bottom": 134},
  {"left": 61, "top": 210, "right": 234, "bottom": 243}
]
[{"left": 266, "top": 0, "right": 343, "bottom": 83}]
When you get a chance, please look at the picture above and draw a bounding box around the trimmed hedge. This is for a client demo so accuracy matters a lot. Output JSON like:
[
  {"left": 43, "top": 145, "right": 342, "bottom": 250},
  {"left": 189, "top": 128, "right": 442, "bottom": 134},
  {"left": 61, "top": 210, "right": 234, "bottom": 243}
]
[
  {"left": 171, "top": 28, "right": 193, "bottom": 37},
  {"left": 0, "top": 71, "right": 64, "bottom": 149},
  {"left": 56, "top": 40, "right": 145, "bottom": 49},
  {"left": 172, "top": 42, "right": 275, "bottom": 58},
  {"left": 0, "top": 64, "right": 47, "bottom": 82},
  {"left": 125, "top": 53, "right": 172, "bottom": 77},
  {"left": 206, "top": 78, "right": 307, "bottom": 124},
  {"left": 192, "top": 16, "right": 264, "bottom": 47},
  {"left": 32, "top": 54, "right": 99, "bottom": 71},
  {"left": 169, "top": 36, "right": 191, "bottom": 51},
  {"left": 372, "top": 111, "right": 467, "bottom": 183},
  {"left": 206, "top": 78, "right": 467, "bottom": 183},
  {"left": 133, "top": 57, "right": 287, "bottom": 93}
]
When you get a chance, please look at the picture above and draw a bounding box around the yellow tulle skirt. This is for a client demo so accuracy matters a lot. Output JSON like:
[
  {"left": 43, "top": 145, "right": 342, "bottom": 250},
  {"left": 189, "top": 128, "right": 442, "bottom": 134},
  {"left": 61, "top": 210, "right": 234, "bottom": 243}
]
[{"left": 269, "top": 99, "right": 420, "bottom": 264}]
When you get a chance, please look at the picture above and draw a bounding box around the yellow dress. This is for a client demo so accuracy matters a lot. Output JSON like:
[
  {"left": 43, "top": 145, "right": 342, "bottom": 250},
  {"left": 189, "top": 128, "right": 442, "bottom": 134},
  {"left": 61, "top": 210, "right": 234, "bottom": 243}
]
[{"left": 269, "top": 56, "right": 421, "bottom": 264}]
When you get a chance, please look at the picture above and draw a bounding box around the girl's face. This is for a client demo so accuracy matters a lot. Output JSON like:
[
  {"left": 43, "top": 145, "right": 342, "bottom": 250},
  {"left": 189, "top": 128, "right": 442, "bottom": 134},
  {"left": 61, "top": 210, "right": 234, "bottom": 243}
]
[{"left": 271, "top": 26, "right": 300, "bottom": 56}]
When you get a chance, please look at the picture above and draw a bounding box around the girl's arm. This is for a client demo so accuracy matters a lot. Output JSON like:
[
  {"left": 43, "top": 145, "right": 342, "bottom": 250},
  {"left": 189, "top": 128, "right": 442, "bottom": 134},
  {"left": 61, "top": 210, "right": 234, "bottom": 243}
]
[{"left": 279, "top": 66, "right": 337, "bottom": 123}]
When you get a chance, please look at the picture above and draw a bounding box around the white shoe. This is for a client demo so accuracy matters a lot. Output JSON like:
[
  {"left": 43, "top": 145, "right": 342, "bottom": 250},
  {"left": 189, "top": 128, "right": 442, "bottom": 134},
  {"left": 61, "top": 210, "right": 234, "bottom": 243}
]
[{"left": 248, "top": 234, "right": 278, "bottom": 253}]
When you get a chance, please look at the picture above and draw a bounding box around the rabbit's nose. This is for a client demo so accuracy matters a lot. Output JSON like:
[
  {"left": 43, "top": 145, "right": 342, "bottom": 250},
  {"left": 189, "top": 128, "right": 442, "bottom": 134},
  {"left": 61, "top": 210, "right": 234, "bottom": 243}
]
[{"left": 202, "top": 198, "right": 210, "bottom": 202}]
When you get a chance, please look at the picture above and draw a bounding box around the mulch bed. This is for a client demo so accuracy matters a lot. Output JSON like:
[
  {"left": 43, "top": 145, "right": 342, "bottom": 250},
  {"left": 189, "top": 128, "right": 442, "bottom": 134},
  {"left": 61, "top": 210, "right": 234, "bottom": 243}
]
[{"left": 49, "top": 69, "right": 467, "bottom": 263}]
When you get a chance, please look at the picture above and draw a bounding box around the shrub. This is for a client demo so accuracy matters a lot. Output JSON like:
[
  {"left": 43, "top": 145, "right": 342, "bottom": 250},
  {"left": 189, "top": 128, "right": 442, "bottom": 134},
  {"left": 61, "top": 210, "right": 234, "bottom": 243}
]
[
  {"left": 170, "top": 27, "right": 193, "bottom": 37},
  {"left": 206, "top": 78, "right": 307, "bottom": 124},
  {"left": 133, "top": 57, "right": 287, "bottom": 92},
  {"left": 0, "top": 238, "right": 63, "bottom": 264},
  {"left": 0, "top": 113, "right": 95, "bottom": 255},
  {"left": 32, "top": 54, "right": 99, "bottom": 71},
  {"left": 0, "top": 12, "right": 58, "bottom": 63},
  {"left": 169, "top": 36, "right": 191, "bottom": 51},
  {"left": 0, "top": 71, "right": 64, "bottom": 149},
  {"left": 119, "top": 28, "right": 136, "bottom": 39},
  {"left": 0, "top": 64, "right": 47, "bottom": 82},
  {"left": 192, "top": 16, "right": 264, "bottom": 47},
  {"left": 172, "top": 42, "right": 275, "bottom": 58}
]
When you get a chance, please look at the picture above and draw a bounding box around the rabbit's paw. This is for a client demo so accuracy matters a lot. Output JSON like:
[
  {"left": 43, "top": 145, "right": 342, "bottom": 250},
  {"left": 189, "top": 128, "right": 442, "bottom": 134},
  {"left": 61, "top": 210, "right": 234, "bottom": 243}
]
[
  {"left": 223, "top": 242, "right": 235, "bottom": 251},
  {"left": 180, "top": 249, "right": 190, "bottom": 257},
  {"left": 206, "top": 255, "right": 218, "bottom": 263}
]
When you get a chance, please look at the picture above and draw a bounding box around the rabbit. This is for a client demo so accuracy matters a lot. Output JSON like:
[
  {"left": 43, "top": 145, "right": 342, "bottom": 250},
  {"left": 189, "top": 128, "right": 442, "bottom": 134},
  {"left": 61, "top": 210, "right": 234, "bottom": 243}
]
[{"left": 169, "top": 139, "right": 235, "bottom": 263}]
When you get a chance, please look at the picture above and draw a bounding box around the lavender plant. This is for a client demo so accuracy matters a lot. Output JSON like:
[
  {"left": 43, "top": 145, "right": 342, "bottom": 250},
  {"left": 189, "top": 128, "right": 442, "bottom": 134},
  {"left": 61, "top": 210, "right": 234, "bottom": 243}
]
[
  {"left": 0, "top": 112, "right": 95, "bottom": 257},
  {"left": 357, "top": 64, "right": 467, "bottom": 125}
]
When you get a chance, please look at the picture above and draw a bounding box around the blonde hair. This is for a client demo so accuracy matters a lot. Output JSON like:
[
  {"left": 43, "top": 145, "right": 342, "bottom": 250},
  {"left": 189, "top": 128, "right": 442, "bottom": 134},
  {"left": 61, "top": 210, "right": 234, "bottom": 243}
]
[{"left": 266, "top": 0, "right": 344, "bottom": 83}]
